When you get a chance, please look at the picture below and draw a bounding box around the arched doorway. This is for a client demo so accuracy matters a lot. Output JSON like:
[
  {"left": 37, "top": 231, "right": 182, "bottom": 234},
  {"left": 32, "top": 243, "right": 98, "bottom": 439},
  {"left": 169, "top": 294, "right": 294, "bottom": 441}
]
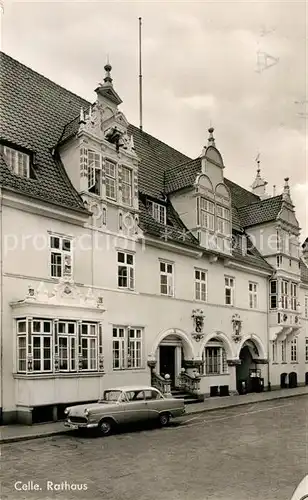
[
  {"left": 289, "top": 372, "right": 297, "bottom": 388},
  {"left": 236, "top": 339, "right": 264, "bottom": 394},
  {"left": 280, "top": 373, "right": 288, "bottom": 388}
]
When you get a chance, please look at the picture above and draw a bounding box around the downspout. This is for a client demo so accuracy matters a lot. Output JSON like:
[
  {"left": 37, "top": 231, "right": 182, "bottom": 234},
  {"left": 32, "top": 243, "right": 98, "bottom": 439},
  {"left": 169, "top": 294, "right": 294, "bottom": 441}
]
[
  {"left": 267, "top": 275, "right": 271, "bottom": 391},
  {"left": 0, "top": 187, "right": 3, "bottom": 420}
]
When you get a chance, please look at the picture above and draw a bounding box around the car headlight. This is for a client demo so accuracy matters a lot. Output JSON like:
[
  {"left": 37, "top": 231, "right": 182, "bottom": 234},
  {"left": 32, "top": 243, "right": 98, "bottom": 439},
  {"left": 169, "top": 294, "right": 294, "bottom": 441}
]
[
  {"left": 84, "top": 409, "right": 89, "bottom": 416},
  {"left": 64, "top": 408, "right": 69, "bottom": 415}
]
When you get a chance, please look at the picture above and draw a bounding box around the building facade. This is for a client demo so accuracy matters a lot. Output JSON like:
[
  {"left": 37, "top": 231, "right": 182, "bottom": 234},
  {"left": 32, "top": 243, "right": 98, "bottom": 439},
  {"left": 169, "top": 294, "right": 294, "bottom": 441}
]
[{"left": 0, "top": 52, "right": 307, "bottom": 424}]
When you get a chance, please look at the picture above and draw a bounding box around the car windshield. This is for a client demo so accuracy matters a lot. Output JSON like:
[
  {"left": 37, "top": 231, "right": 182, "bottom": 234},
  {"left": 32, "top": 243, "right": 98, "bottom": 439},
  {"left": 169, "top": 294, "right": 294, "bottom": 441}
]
[{"left": 101, "top": 390, "right": 122, "bottom": 402}]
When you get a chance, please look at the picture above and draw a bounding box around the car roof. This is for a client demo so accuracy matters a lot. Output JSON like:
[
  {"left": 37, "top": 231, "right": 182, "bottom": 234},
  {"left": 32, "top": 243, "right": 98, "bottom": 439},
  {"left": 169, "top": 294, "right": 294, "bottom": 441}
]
[{"left": 104, "top": 386, "right": 160, "bottom": 392}]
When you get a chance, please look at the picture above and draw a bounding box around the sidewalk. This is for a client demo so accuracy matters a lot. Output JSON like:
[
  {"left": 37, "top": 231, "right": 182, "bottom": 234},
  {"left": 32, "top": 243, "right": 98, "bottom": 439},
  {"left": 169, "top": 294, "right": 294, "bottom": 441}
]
[{"left": 1, "top": 386, "right": 307, "bottom": 444}]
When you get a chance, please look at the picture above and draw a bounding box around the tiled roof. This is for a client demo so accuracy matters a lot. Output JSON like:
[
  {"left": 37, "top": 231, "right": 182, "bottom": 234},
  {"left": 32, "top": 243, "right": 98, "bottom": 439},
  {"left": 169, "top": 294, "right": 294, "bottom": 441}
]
[
  {"left": 0, "top": 52, "right": 273, "bottom": 272},
  {"left": 300, "top": 259, "right": 308, "bottom": 284},
  {"left": 0, "top": 52, "right": 88, "bottom": 213},
  {"left": 237, "top": 195, "right": 283, "bottom": 228}
]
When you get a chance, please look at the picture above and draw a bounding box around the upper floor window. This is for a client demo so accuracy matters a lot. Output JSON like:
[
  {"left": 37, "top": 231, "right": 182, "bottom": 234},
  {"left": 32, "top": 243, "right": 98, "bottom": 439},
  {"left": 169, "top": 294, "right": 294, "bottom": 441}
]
[
  {"left": 195, "top": 269, "right": 207, "bottom": 302},
  {"left": 160, "top": 261, "right": 174, "bottom": 296},
  {"left": 200, "top": 198, "right": 214, "bottom": 230},
  {"left": 117, "top": 252, "right": 134, "bottom": 290},
  {"left": 88, "top": 150, "right": 101, "bottom": 195},
  {"left": 290, "top": 283, "right": 297, "bottom": 311},
  {"left": 290, "top": 338, "right": 297, "bottom": 362},
  {"left": 0, "top": 144, "right": 31, "bottom": 178},
  {"left": 148, "top": 200, "right": 166, "bottom": 225},
  {"left": 270, "top": 280, "right": 277, "bottom": 309},
  {"left": 249, "top": 282, "right": 258, "bottom": 309},
  {"left": 50, "top": 235, "right": 72, "bottom": 278},
  {"left": 122, "top": 166, "right": 133, "bottom": 206},
  {"left": 224, "top": 276, "right": 234, "bottom": 306},
  {"left": 112, "top": 326, "right": 143, "bottom": 370},
  {"left": 216, "top": 205, "right": 231, "bottom": 236},
  {"left": 105, "top": 159, "right": 117, "bottom": 200}
]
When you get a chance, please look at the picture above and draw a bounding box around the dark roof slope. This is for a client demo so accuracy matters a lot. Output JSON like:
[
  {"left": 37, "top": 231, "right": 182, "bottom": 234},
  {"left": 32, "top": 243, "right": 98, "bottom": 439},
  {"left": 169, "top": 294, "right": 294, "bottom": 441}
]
[
  {"left": 300, "top": 259, "right": 308, "bottom": 284},
  {"left": 0, "top": 52, "right": 88, "bottom": 212},
  {"left": 237, "top": 195, "right": 283, "bottom": 228}
]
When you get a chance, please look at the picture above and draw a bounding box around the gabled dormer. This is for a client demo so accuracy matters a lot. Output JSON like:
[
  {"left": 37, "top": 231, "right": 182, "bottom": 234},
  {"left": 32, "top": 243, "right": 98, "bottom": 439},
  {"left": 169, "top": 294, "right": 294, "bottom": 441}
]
[{"left": 58, "top": 62, "right": 140, "bottom": 234}]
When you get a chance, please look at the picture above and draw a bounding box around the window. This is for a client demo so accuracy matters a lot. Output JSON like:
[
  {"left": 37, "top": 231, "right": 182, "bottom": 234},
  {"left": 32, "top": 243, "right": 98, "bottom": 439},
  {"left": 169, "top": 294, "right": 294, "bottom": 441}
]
[
  {"left": 0, "top": 144, "right": 30, "bottom": 177},
  {"left": 281, "top": 340, "right": 286, "bottom": 362},
  {"left": 117, "top": 252, "right": 134, "bottom": 290},
  {"left": 195, "top": 269, "right": 207, "bottom": 302},
  {"left": 17, "top": 320, "right": 27, "bottom": 372},
  {"left": 249, "top": 282, "right": 258, "bottom": 309},
  {"left": 305, "top": 338, "right": 308, "bottom": 362},
  {"left": 112, "top": 326, "right": 143, "bottom": 370},
  {"left": 280, "top": 280, "right": 288, "bottom": 309},
  {"left": 305, "top": 296, "right": 308, "bottom": 319},
  {"left": 200, "top": 198, "right": 214, "bottom": 230},
  {"left": 148, "top": 200, "right": 166, "bottom": 225},
  {"left": 201, "top": 344, "right": 227, "bottom": 375},
  {"left": 276, "top": 255, "right": 282, "bottom": 268},
  {"left": 88, "top": 150, "right": 101, "bottom": 195},
  {"left": 160, "top": 261, "right": 174, "bottom": 296},
  {"left": 32, "top": 320, "right": 52, "bottom": 372},
  {"left": 58, "top": 321, "right": 76, "bottom": 371},
  {"left": 290, "top": 283, "right": 297, "bottom": 311},
  {"left": 81, "top": 323, "right": 97, "bottom": 370},
  {"left": 16, "top": 318, "right": 100, "bottom": 374},
  {"left": 224, "top": 276, "right": 234, "bottom": 306},
  {"left": 50, "top": 235, "right": 72, "bottom": 278},
  {"left": 216, "top": 205, "right": 231, "bottom": 235},
  {"left": 272, "top": 342, "right": 277, "bottom": 363},
  {"left": 290, "top": 338, "right": 297, "bottom": 362},
  {"left": 270, "top": 280, "right": 277, "bottom": 309},
  {"left": 105, "top": 159, "right": 117, "bottom": 200},
  {"left": 122, "top": 166, "right": 132, "bottom": 206}
]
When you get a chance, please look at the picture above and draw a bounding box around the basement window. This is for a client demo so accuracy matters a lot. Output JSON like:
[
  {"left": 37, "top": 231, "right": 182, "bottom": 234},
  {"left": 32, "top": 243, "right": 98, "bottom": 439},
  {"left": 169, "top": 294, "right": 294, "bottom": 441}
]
[{"left": 0, "top": 144, "right": 33, "bottom": 178}]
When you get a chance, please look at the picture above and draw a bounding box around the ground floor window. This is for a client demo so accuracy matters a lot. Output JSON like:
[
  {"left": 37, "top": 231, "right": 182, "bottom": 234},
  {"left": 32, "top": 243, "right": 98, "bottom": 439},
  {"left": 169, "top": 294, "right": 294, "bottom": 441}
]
[
  {"left": 15, "top": 317, "right": 102, "bottom": 374},
  {"left": 112, "top": 326, "right": 143, "bottom": 370},
  {"left": 201, "top": 341, "right": 227, "bottom": 375}
]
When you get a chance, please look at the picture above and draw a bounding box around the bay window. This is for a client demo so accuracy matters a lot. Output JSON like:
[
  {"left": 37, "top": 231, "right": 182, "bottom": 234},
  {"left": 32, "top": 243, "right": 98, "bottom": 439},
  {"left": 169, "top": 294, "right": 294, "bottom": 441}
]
[
  {"left": 32, "top": 320, "right": 52, "bottom": 372},
  {"left": 280, "top": 280, "right": 288, "bottom": 309},
  {"left": 270, "top": 280, "right": 277, "bottom": 309},
  {"left": 17, "top": 320, "right": 27, "bottom": 372},
  {"left": 290, "top": 283, "right": 297, "bottom": 311},
  {"left": 112, "top": 326, "right": 143, "bottom": 370},
  {"left": 81, "top": 323, "right": 98, "bottom": 370},
  {"left": 58, "top": 321, "right": 77, "bottom": 371},
  {"left": 216, "top": 205, "right": 231, "bottom": 235}
]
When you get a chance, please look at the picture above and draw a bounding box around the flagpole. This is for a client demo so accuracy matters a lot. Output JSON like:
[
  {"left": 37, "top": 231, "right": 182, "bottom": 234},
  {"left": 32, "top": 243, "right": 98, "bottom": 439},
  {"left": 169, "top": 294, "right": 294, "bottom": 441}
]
[{"left": 138, "top": 17, "right": 143, "bottom": 131}]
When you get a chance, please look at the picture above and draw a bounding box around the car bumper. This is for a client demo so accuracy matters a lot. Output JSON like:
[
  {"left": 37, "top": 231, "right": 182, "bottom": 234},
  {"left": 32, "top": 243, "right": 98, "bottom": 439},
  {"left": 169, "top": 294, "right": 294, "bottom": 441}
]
[{"left": 64, "top": 421, "right": 99, "bottom": 430}]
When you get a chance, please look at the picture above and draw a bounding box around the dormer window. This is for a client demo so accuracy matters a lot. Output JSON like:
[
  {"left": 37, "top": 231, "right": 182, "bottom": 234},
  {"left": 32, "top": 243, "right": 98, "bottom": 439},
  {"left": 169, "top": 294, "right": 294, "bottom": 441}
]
[
  {"left": 0, "top": 144, "right": 31, "bottom": 178},
  {"left": 216, "top": 205, "right": 231, "bottom": 235},
  {"left": 148, "top": 200, "right": 166, "bottom": 224},
  {"left": 88, "top": 150, "right": 101, "bottom": 195},
  {"left": 200, "top": 198, "right": 214, "bottom": 230},
  {"left": 122, "top": 166, "right": 132, "bottom": 206},
  {"left": 105, "top": 159, "right": 117, "bottom": 200}
]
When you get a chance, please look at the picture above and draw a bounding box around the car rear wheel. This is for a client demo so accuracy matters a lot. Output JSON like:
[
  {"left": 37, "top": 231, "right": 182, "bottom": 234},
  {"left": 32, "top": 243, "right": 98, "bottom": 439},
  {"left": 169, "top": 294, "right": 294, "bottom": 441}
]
[
  {"left": 159, "top": 412, "right": 170, "bottom": 427},
  {"left": 99, "top": 418, "right": 113, "bottom": 436}
]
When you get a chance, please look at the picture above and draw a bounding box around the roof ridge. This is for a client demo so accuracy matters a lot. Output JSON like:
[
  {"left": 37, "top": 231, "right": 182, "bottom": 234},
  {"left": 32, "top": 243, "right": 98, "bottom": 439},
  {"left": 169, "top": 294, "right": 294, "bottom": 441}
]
[{"left": 0, "top": 51, "right": 91, "bottom": 107}]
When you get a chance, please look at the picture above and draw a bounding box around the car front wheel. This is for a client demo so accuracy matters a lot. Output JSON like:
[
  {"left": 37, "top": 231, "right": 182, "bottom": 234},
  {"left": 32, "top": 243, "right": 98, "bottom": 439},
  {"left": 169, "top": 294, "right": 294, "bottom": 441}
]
[
  {"left": 99, "top": 418, "right": 113, "bottom": 436},
  {"left": 159, "top": 412, "right": 170, "bottom": 427}
]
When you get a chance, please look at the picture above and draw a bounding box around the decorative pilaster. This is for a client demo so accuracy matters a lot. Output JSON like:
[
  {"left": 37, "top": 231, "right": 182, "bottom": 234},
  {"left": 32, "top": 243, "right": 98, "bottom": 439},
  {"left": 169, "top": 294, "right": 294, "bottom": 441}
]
[
  {"left": 98, "top": 322, "right": 104, "bottom": 372},
  {"left": 27, "top": 317, "right": 32, "bottom": 372},
  {"left": 78, "top": 320, "right": 83, "bottom": 371},
  {"left": 54, "top": 319, "right": 59, "bottom": 372}
]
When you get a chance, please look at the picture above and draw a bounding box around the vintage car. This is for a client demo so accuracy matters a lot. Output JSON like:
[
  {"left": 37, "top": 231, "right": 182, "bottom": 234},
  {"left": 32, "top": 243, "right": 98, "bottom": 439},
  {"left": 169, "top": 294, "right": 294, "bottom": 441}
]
[{"left": 64, "top": 386, "right": 185, "bottom": 435}]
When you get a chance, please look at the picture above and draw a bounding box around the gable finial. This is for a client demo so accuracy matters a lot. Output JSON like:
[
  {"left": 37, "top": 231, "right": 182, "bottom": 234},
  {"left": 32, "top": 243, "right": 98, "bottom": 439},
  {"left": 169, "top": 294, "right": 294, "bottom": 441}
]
[
  {"left": 283, "top": 176, "right": 291, "bottom": 200},
  {"left": 273, "top": 184, "right": 276, "bottom": 196},
  {"left": 208, "top": 126, "right": 215, "bottom": 147},
  {"left": 103, "top": 59, "right": 113, "bottom": 86},
  {"left": 79, "top": 107, "right": 85, "bottom": 124}
]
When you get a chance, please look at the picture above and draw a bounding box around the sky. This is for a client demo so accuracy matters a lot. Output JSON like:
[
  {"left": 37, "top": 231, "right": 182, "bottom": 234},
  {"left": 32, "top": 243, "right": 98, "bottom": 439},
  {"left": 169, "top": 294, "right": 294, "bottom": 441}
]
[{"left": 1, "top": 0, "right": 307, "bottom": 240}]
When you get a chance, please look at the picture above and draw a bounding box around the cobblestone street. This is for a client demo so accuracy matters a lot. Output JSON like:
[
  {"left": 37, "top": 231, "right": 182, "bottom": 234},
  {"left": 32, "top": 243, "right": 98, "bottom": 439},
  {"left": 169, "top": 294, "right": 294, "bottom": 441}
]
[{"left": 1, "top": 396, "right": 307, "bottom": 500}]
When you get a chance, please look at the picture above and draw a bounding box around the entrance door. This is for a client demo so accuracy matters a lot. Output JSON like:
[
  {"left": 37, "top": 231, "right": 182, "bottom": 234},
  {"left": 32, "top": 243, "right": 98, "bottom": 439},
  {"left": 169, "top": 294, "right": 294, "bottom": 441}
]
[{"left": 159, "top": 346, "right": 176, "bottom": 387}]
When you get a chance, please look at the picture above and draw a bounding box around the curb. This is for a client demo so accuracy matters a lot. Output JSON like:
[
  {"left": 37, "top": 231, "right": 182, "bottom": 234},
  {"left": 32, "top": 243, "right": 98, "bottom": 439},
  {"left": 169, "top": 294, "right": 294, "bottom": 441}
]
[
  {"left": 1, "top": 391, "right": 307, "bottom": 444},
  {"left": 185, "top": 391, "right": 308, "bottom": 416}
]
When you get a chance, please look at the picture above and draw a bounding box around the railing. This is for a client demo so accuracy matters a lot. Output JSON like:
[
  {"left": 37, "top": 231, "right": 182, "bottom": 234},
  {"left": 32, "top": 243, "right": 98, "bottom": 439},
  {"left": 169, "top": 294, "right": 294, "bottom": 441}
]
[
  {"left": 151, "top": 372, "right": 172, "bottom": 396},
  {"left": 177, "top": 372, "right": 201, "bottom": 395}
]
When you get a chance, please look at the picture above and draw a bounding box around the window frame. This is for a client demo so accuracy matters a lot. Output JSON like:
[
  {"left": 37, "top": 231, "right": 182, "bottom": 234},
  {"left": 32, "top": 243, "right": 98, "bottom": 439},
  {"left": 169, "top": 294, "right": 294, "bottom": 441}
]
[
  {"left": 216, "top": 204, "right": 231, "bottom": 236},
  {"left": 58, "top": 321, "right": 77, "bottom": 372},
  {"left": 105, "top": 159, "right": 117, "bottom": 200},
  {"left": 1, "top": 144, "right": 30, "bottom": 178},
  {"left": 248, "top": 281, "right": 258, "bottom": 309},
  {"left": 290, "top": 338, "right": 298, "bottom": 362},
  {"left": 200, "top": 198, "right": 215, "bottom": 231},
  {"left": 290, "top": 282, "right": 297, "bottom": 311},
  {"left": 224, "top": 276, "right": 235, "bottom": 306},
  {"left": 88, "top": 150, "right": 102, "bottom": 195},
  {"left": 195, "top": 268, "right": 207, "bottom": 302},
  {"left": 201, "top": 344, "right": 228, "bottom": 375},
  {"left": 148, "top": 200, "right": 166, "bottom": 225},
  {"left": 49, "top": 234, "right": 73, "bottom": 279},
  {"left": 160, "top": 260, "right": 174, "bottom": 297},
  {"left": 270, "top": 280, "right": 278, "bottom": 310},
  {"left": 32, "top": 319, "right": 53, "bottom": 373},
  {"left": 305, "top": 337, "right": 308, "bottom": 363},
  {"left": 122, "top": 165, "right": 133, "bottom": 206},
  {"left": 112, "top": 326, "right": 143, "bottom": 370},
  {"left": 117, "top": 251, "right": 135, "bottom": 290}
]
